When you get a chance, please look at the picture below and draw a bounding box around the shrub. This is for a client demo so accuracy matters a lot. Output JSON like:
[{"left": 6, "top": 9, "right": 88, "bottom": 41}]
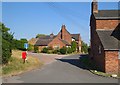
[
  {"left": 42, "top": 47, "right": 48, "bottom": 53},
  {"left": 2, "top": 39, "right": 12, "bottom": 64},
  {"left": 28, "top": 44, "right": 34, "bottom": 51},
  {"left": 71, "top": 41, "right": 77, "bottom": 52},
  {"left": 34, "top": 46, "right": 39, "bottom": 53},
  {"left": 67, "top": 47, "right": 73, "bottom": 54},
  {"left": 52, "top": 49, "right": 59, "bottom": 54},
  {"left": 60, "top": 47, "right": 67, "bottom": 54}
]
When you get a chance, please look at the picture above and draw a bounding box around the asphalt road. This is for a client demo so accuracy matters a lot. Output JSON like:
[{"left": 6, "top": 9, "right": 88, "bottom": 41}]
[{"left": 2, "top": 54, "right": 118, "bottom": 83}]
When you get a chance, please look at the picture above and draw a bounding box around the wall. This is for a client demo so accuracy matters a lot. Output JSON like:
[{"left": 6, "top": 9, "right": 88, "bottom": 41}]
[
  {"left": 48, "top": 37, "right": 66, "bottom": 49},
  {"left": 105, "top": 51, "right": 119, "bottom": 74},
  {"left": 96, "top": 20, "right": 119, "bottom": 30}
]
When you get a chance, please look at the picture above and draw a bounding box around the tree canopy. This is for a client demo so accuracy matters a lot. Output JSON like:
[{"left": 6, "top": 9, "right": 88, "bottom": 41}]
[{"left": 36, "top": 34, "right": 46, "bottom": 38}]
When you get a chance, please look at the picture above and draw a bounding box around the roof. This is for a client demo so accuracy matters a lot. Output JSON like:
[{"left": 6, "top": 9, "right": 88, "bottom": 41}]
[
  {"left": 94, "top": 10, "right": 120, "bottom": 19},
  {"left": 35, "top": 39, "right": 53, "bottom": 46},
  {"left": 59, "top": 39, "right": 71, "bottom": 46},
  {"left": 28, "top": 38, "right": 38, "bottom": 45},
  {"left": 35, "top": 35, "right": 56, "bottom": 46},
  {"left": 71, "top": 34, "right": 80, "bottom": 41},
  {"left": 96, "top": 30, "right": 120, "bottom": 50}
]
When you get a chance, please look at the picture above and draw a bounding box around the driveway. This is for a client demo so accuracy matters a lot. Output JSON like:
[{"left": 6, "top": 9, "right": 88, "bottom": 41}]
[{"left": 2, "top": 53, "right": 118, "bottom": 83}]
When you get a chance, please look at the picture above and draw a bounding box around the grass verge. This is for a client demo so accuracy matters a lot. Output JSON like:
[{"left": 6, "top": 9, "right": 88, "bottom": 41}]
[
  {"left": 2, "top": 50, "right": 43, "bottom": 77},
  {"left": 80, "top": 55, "right": 120, "bottom": 79}
]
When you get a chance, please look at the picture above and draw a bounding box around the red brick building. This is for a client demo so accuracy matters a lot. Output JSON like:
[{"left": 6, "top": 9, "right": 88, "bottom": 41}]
[
  {"left": 35, "top": 25, "right": 81, "bottom": 52},
  {"left": 90, "top": 0, "right": 120, "bottom": 74}
]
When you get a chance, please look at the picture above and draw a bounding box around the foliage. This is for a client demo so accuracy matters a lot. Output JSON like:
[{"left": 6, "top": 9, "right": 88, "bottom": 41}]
[
  {"left": 81, "top": 41, "right": 89, "bottom": 53},
  {"left": 67, "top": 47, "right": 73, "bottom": 54},
  {"left": 52, "top": 49, "right": 59, "bottom": 54},
  {"left": 34, "top": 46, "right": 39, "bottom": 53},
  {"left": 41, "top": 47, "right": 48, "bottom": 53},
  {"left": 2, "top": 50, "right": 42, "bottom": 77},
  {"left": 12, "top": 38, "right": 28, "bottom": 51},
  {"left": 71, "top": 41, "right": 77, "bottom": 52},
  {"left": 36, "top": 34, "right": 46, "bottom": 38},
  {"left": 60, "top": 46, "right": 67, "bottom": 54},
  {"left": 1, "top": 23, "right": 13, "bottom": 64},
  {"left": 28, "top": 44, "right": 34, "bottom": 51}
]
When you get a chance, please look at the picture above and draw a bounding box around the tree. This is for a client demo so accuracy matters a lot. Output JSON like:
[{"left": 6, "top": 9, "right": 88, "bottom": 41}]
[
  {"left": 81, "top": 41, "right": 89, "bottom": 53},
  {"left": 36, "top": 34, "right": 46, "bottom": 38},
  {"left": 1, "top": 23, "right": 13, "bottom": 64},
  {"left": 71, "top": 41, "right": 77, "bottom": 52}
]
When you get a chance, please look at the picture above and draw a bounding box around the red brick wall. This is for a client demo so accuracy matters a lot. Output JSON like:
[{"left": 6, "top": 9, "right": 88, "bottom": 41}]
[
  {"left": 38, "top": 46, "right": 46, "bottom": 52},
  {"left": 91, "top": 30, "right": 105, "bottom": 71},
  {"left": 96, "top": 20, "right": 119, "bottom": 30},
  {"left": 57, "top": 26, "right": 72, "bottom": 44},
  {"left": 105, "top": 51, "right": 119, "bottom": 74},
  {"left": 48, "top": 37, "right": 66, "bottom": 48}
]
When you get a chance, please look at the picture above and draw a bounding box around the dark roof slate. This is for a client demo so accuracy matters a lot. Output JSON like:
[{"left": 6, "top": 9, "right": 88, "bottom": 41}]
[
  {"left": 97, "top": 30, "right": 120, "bottom": 50},
  {"left": 59, "top": 39, "right": 71, "bottom": 46},
  {"left": 71, "top": 34, "right": 80, "bottom": 41},
  {"left": 94, "top": 10, "right": 120, "bottom": 19},
  {"left": 35, "top": 35, "right": 56, "bottom": 46}
]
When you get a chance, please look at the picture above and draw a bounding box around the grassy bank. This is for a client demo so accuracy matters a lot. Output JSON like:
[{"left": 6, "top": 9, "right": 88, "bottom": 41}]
[
  {"left": 80, "top": 55, "right": 120, "bottom": 78},
  {"left": 2, "top": 50, "right": 43, "bottom": 77}
]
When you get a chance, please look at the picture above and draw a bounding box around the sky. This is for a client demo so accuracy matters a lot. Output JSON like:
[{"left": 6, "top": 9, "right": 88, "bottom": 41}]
[{"left": 2, "top": 2, "right": 119, "bottom": 45}]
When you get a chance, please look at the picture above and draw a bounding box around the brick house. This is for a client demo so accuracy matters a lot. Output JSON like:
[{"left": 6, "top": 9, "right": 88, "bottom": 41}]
[
  {"left": 35, "top": 25, "right": 81, "bottom": 52},
  {"left": 90, "top": 0, "right": 120, "bottom": 74}
]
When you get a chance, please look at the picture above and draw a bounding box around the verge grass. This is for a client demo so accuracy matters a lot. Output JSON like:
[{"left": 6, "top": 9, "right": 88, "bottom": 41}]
[{"left": 2, "top": 50, "right": 43, "bottom": 77}]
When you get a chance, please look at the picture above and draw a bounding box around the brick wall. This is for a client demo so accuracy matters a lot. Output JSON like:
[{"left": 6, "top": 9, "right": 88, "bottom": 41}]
[
  {"left": 38, "top": 46, "right": 46, "bottom": 52},
  {"left": 96, "top": 20, "right": 119, "bottom": 30},
  {"left": 105, "top": 51, "right": 119, "bottom": 74},
  {"left": 48, "top": 37, "right": 66, "bottom": 49},
  {"left": 57, "top": 25, "right": 72, "bottom": 44},
  {"left": 91, "top": 30, "right": 105, "bottom": 72}
]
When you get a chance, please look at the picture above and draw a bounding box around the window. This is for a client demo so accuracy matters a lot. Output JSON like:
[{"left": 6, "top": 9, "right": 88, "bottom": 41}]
[{"left": 99, "top": 45, "right": 101, "bottom": 54}]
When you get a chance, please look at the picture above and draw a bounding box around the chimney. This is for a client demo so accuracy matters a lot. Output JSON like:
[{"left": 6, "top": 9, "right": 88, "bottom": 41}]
[
  {"left": 92, "top": 0, "right": 98, "bottom": 14},
  {"left": 50, "top": 33, "right": 54, "bottom": 38},
  {"left": 61, "top": 24, "right": 66, "bottom": 40}
]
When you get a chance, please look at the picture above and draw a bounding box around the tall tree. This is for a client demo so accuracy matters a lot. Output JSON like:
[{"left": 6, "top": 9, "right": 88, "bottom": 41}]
[
  {"left": 1, "top": 23, "right": 13, "bottom": 64},
  {"left": 81, "top": 41, "right": 89, "bottom": 53}
]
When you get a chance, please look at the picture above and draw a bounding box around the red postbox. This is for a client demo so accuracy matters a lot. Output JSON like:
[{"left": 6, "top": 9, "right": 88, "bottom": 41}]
[{"left": 22, "top": 52, "right": 27, "bottom": 59}]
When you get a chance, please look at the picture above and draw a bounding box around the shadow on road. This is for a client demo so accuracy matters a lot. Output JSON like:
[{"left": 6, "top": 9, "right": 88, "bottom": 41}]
[{"left": 56, "top": 54, "right": 91, "bottom": 70}]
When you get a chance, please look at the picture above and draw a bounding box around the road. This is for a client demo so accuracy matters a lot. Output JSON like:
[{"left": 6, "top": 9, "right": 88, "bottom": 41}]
[{"left": 2, "top": 53, "right": 118, "bottom": 83}]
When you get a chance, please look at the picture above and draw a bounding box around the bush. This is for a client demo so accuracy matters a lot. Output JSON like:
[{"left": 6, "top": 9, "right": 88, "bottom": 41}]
[
  {"left": 67, "top": 47, "right": 73, "bottom": 54},
  {"left": 28, "top": 44, "right": 34, "bottom": 51},
  {"left": 52, "top": 49, "right": 59, "bottom": 54},
  {"left": 71, "top": 41, "right": 77, "bottom": 52},
  {"left": 2, "top": 39, "right": 12, "bottom": 64},
  {"left": 42, "top": 47, "right": 48, "bottom": 53},
  {"left": 60, "top": 47, "right": 67, "bottom": 54},
  {"left": 34, "top": 46, "right": 39, "bottom": 53}
]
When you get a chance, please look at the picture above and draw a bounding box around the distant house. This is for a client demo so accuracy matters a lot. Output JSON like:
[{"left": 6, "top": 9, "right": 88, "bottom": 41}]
[
  {"left": 35, "top": 25, "right": 81, "bottom": 52},
  {"left": 90, "top": 0, "right": 120, "bottom": 74},
  {"left": 28, "top": 38, "right": 39, "bottom": 45}
]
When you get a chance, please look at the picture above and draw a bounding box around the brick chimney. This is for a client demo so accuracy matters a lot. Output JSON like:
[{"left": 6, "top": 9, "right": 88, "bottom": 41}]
[
  {"left": 50, "top": 33, "right": 54, "bottom": 38},
  {"left": 92, "top": 0, "right": 98, "bottom": 14},
  {"left": 61, "top": 24, "right": 66, "bottom": 40}
]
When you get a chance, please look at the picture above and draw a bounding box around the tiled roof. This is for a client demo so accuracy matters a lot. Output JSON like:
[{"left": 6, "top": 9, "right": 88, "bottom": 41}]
[
  {"left": 35, "top": 35, "right": 56, "bottom": 46},
  {"left": 94, "top": 10, "right": 120, "bottom": 19},
  {"left": 59, "top": 39, "right": 71, "bottom": 46},
  {"left": 71, "top": 34, "right": 80, "bottom": 41},
  {"left": 96, "top": 30, "right": 120, "bottom": 50}
]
